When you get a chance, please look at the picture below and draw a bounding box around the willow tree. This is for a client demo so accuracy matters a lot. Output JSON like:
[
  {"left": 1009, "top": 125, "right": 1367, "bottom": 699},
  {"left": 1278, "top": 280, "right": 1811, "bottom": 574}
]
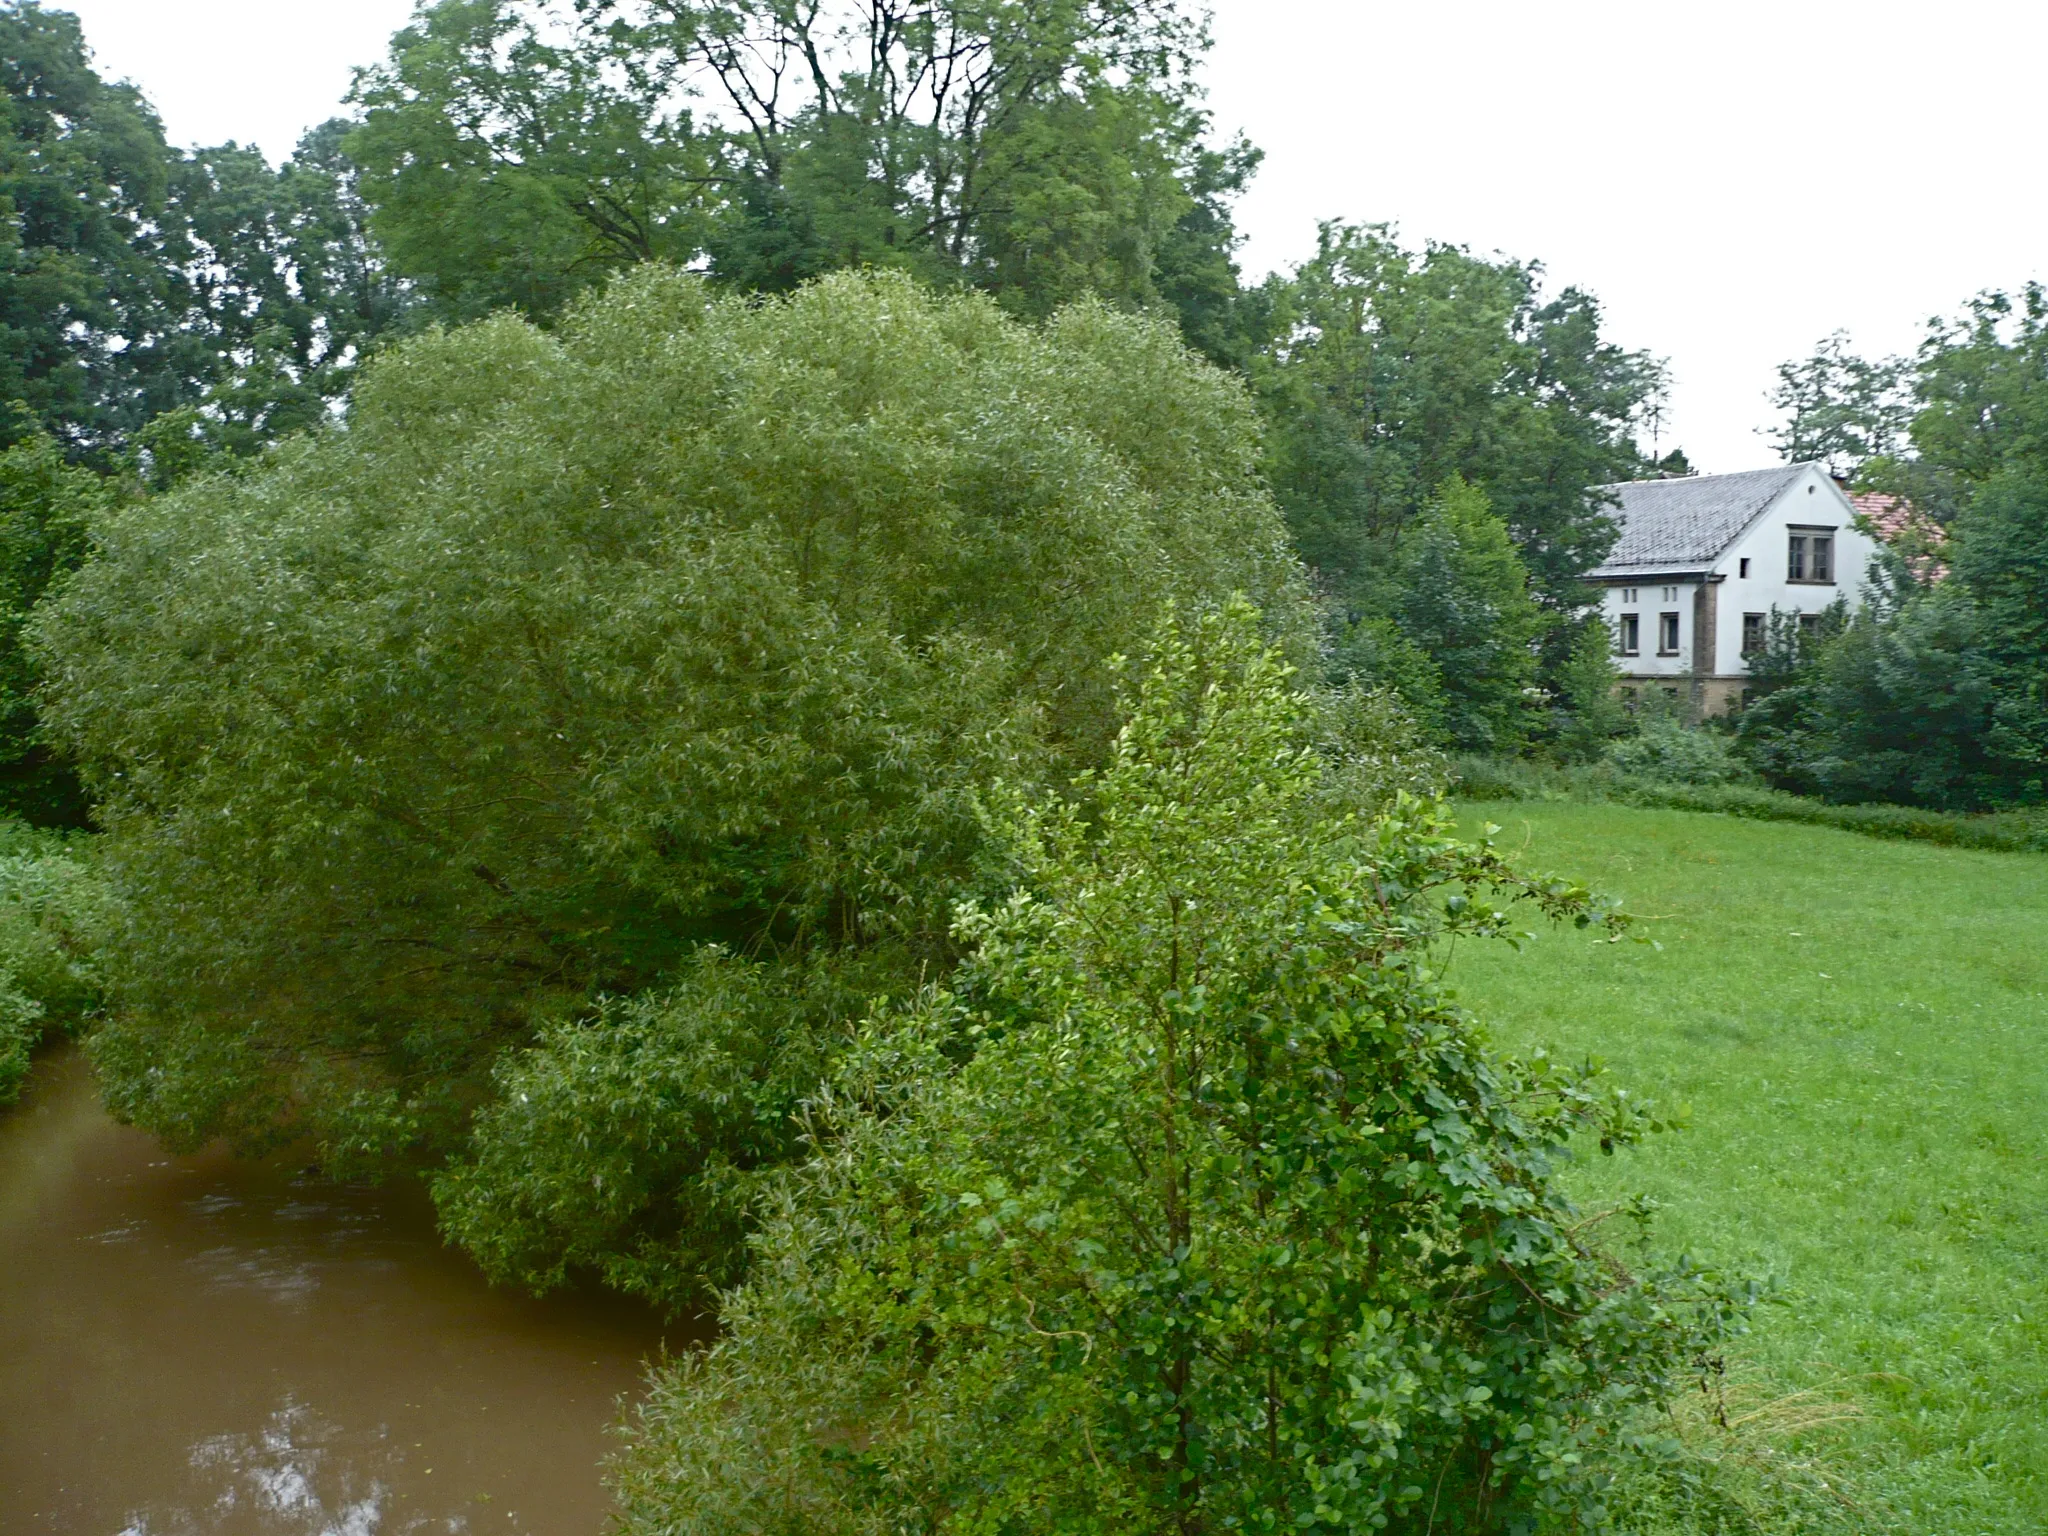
[{"left": 35, "top": 267, "right": 1305, "bottom": 1301}]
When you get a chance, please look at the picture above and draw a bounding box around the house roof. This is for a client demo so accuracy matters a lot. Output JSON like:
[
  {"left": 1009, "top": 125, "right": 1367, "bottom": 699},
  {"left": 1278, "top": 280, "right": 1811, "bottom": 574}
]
[
  {"left": 1852, "top": 489, "right": 1948, "bottom": 582},
  {"left": 1588, "top": 463, "right": 1811, "bottom": 579}
]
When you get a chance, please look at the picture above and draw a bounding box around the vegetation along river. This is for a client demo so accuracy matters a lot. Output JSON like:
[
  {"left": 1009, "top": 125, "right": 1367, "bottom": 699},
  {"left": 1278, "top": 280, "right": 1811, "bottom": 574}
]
[{"left": 0, "top": 1047, "right": 671, "bottom": 1533}]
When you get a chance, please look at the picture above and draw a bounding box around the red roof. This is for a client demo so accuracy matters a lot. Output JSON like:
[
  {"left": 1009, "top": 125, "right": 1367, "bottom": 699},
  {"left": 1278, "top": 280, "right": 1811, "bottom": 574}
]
[{"left": 1850, "top": 490, "right": 1946, "bottom": 582}]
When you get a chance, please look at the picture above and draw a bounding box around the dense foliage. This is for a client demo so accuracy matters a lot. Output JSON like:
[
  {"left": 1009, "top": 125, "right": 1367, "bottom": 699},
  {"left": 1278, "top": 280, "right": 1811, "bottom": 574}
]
[
  {"left": 1250, "top": 225, "right": 1660, "bottom": 753},
  {"left": 0, "top": 819, "right": 109, "bottom": 1105},
  {"left": 0, "top": 3, "right": 1673, "bottom": 815},
  {"left": 0, "top": 3, "right": 405, "bottom": 458},
  {"left": 1744, "top": 285, "right": 2048, "bottom": 808},
  {"left": 34, "top": 267, "right": 1305, "bottom": 1299},
  {"left": 615, "top": 604, "right": 1739, "bottom": 1534},
  {"left": 0, "top": 431, "right": 101, "bottom": 820},
  {"left": 348, "top": 0, "right": 1244, "bottom": 330}
]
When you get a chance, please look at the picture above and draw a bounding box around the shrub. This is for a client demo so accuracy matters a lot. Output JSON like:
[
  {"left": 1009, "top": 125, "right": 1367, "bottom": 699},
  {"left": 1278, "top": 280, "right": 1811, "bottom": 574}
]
[
  {"left": 0, "top": 822, "right": 111, "bottom": 1105},
  {"left": 1450, "top": 753, "right": 1583, "bottom": 803},
  {"left": 1455, "top": 759, "right": 2048, "bottom": 857},
  {"left": 613, "top": 604, "right": 1744, "bottom": 1534},
  {"left": 1604, "top": 717, "right": 1756, "bottom": 788},
  {"left": 432, "top": 948, "right": 882, "bottom": 1311}
]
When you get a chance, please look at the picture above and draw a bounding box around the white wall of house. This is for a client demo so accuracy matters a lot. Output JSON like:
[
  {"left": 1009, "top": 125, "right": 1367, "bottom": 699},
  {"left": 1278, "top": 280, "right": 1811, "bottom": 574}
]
[
  {"left": 1600, "top": 578, "right": 1701, "bottom": 679},
  {"left": 1599, "top": 464, "right": 1879, "bottom": 689},
  {"left": 1712, "top": 466, "right": 1879, "bottom": 673}
]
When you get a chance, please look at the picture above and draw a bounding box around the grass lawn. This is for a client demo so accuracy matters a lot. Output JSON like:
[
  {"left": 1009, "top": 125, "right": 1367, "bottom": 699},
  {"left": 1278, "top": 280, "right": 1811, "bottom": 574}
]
[{"left": 1449, "top": 802, "right": 2048, "bottom": 1534}]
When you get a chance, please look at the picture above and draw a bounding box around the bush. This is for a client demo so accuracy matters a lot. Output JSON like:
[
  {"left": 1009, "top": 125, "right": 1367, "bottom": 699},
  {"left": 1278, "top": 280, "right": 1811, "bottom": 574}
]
[
  {"left": 1608, "top": 781, "right": 2048, "bottom": 853},
  {"left": 1603, "top": 717, "right": 1756, "bottom": 788},
  {"left": 1455, "top": 756, "right": 2048, "bottom": 857},
  {"left": 432, "top": 948, "right": 879, "bottom": 1311},
  {"left": 0, "top": 822, "right": 111, "bottom": 1106},
  {"left": 33, "top": 266, "right": 1308, "bottom": 1294},
  {"left": 1448, "top": 752, "right": 1581, "bottom": 802},
  {"left": 613, "top": 604, "right": 1745, "bottom": 1534}
]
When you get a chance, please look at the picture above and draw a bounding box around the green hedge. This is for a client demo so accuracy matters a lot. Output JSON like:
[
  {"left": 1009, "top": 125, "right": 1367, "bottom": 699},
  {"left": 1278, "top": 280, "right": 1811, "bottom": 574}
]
[{"left": 1454, "top": 756, "right": 2048, "bottom": 856}]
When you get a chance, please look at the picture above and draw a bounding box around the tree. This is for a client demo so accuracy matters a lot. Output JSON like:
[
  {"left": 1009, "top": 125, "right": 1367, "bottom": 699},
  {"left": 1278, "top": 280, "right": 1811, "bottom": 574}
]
[
  {"left": 167, "top": 121, "right": 412, "bottom": 455},
  {"left": 1742, "top": 286, "right": 2048, "bottom": 808},
  {"left": 347, "top": 0, "right": 711, "bottom": 323},
  {"left": 0, "top": 2, "right": 193, "bottom": 454},
  {"left": 1764, "top": 331, "right": 1912, "bottom": 478},
  {"left": 1366, "top": 476, "right": 1543, "bottom": 753},
  {"left": 346, "top": 0, "right": 1244, "bottom": 335},
  {"left": 33, "top": 268, "right": 1308, "bottom": 1300},
  {"left": 0, "top": 6, "right": 408, "bottom": 460},
  {"left": 614, "top": 602, "right": 1740, "bottom": 1534},
  {"left": 1255, "top": 223, "right": 1665, "bottom": 614}
]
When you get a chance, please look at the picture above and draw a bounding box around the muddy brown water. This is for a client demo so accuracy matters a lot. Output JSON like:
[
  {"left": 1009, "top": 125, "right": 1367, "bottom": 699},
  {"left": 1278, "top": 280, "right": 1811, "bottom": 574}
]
[{"left": 0, "top": 1046, "right": 674, "bottom": 1534}]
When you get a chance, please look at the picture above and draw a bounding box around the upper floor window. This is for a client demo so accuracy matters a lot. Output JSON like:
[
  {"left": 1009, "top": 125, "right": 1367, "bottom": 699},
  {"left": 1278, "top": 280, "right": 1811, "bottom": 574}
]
[
  {"left": 1658, "top": 612, "right": 1680, "bottom": 654},
  {"left": 1741, "top": 613, "right": 1765, "bottom": 655},
  {"left": 1788, "top": 527, "right": 1835, "bottom": 583},
  {"left": 1739, "top": 557, "right": 1751, "bottom": 578},
  {"left": 1616, "top": 613, "right": 1640, "bottom": 656}
]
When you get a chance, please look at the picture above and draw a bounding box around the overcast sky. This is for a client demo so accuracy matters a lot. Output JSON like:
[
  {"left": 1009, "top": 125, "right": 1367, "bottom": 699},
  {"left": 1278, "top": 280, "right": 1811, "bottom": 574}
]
[{"left": 58, "top": 0, "right": 2048, "bottom": 474}]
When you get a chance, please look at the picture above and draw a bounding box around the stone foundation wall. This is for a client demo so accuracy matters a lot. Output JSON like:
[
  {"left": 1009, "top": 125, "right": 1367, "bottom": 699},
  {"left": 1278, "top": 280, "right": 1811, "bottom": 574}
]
[{"left": 1614, "top": 673, "right": 1749, "bottom": 721}]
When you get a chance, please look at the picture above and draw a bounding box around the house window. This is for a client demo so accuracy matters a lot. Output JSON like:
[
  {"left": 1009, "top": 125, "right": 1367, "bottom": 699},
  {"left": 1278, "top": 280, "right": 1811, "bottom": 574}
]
[
  {"left": 1789, "top": 528, "right": 1836, "bottom": 583},
  {"left": 1658, "top": 612, "right": 1680, "bottom": 654},
  {"left": 1616, "top": 613, "right": 1640, "bottom": 656},
  {"left": 1618, "top": 586, "right": 1639, "bottom": 603},
  {"left": 1661, "top": 585, "right": 1679, "bottom": 602},
  {"left": 1739, "top": 557, "right": 1750, "bottom": 578},
  {"left": 1741, "top": 612, "right": 1765, "bottom": 655},
  {"left": 1798, "top": 612, "right": 1821, "bottom": 638}
]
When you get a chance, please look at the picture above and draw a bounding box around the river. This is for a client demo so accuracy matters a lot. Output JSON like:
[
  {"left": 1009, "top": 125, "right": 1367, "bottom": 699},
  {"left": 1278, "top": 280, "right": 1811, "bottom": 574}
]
[{"left": 0, "top": 1046, "right": 672, "bottom": 1534}]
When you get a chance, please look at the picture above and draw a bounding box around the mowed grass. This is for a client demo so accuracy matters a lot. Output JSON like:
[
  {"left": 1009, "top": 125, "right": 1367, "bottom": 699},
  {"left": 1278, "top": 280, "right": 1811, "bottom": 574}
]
[{"left": 1450, "top": 801, "right": 2048, "bottom": 1534}]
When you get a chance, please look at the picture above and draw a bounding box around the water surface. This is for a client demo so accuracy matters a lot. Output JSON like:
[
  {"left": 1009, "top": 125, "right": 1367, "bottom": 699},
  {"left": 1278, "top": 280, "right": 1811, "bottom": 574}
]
[{"left": 0, "top": 1046, "right": 670, "bottom": 1534}]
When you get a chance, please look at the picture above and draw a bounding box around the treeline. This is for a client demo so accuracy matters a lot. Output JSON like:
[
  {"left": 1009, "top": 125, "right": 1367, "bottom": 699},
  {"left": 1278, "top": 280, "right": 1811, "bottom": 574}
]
[
  {"left": 1747, "top": 288, "right": 2048, "bottom": 809},
  {"left": 0, "top": 0, "right": 1668, "bottom": 826}
]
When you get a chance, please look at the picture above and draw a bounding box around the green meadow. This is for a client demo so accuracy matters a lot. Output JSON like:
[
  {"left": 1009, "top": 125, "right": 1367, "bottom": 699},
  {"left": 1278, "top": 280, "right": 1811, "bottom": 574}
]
[{"left": 1451, "top": 801, "right": 2048, "bottom": 1534}]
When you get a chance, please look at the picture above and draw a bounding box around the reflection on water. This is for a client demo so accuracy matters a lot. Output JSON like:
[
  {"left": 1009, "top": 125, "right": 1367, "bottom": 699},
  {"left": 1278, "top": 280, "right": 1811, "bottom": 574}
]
[
  {"left": 0, "top": 1047, "right": 673, "bottom": 1534},
  {"left": 121, "top": 1399, "right": 398, "bottom": 1536}
]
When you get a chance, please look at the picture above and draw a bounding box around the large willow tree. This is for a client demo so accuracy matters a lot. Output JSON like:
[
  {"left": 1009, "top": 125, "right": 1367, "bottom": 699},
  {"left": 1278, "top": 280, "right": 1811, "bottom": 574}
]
[{"left": 35, "top": 268, "right": 1306, "bottom": 1301}]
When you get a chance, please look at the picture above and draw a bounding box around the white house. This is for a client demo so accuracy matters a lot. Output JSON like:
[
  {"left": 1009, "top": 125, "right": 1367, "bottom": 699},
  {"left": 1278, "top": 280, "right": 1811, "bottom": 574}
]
[{"left": 1589, "top": 462, "right": 1878, "bottom": 715}]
